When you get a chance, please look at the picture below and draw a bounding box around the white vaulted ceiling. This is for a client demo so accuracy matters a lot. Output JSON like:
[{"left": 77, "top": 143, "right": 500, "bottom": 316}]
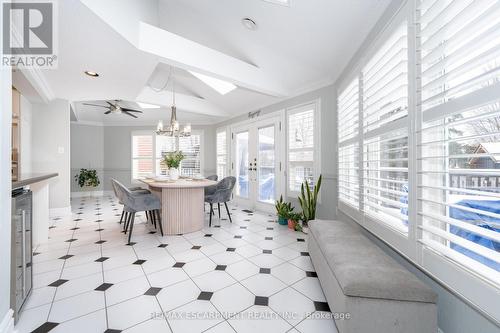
[{"left": 34, "top": 0, "right": 391, "bottom": 125}]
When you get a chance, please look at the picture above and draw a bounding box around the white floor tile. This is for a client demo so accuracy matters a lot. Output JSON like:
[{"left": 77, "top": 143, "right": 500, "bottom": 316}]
[
  {"left": 228, "top": 305, "right": 292, "bottom": 333},
  {"left": 166, "top": 300, "right": 223, "bottom": 333},
  {"left": 204, "top": 320, "right": 236, "bottom": 333},
  {"left": 15, "top": 303, "right": 51, "bottom": 333},
  {"left": 105, "top": 275, "right": 151, "bottom": 306},
  {"left": 209, "top": 251, "right": 244, "bottom": 265},
  {"left": 49, "top": 290, "right": 105, "bottom": 323},
  {"left": 23, "top": 286, "right": 56, "bottom": 310},
  {"left": 104, "top": 264, "right": 145, "bottom": 284},
  {"left": 295, "top": 313, "right": 338, "bottom": 333},
  {"left": 192, "top": 270, "right": 237, "bottom": 292},
  {"left": 147, "top": 267, "right": 189, "bottom": 288},
  {"left": 292, "top": 277, "right": 326, "bottom": 302},
  {"left": 211, "top": 283, "right": 255, "bottom": 318},
  {"left": 225, "top": 261, "right": 259, "bottom": 281},
  {"left": 271, "top": 262, "right": 306, "bottom": 285},
  {"left": 289, "top": 256, "right": 314, "bottom": 271},
  {"left": 54, "top": 272, "right": 103, "bottom": 300},
  {"left": 51, "top": 309, "right": 107, "bottom": 333},
  {"left": 124, "top": 318, "right": 172, "bottom": 333},
  {"left": 247, "top": 253, "right": 284, "bottom": 268},
  {"left": 156, "top": 279, "right": 200, "bottom": 312},
  {"left": 107, "top": 295, "right": 162, "bottom": 330},
  {"left": 269, "top": 287, "right": 316, "bottom": 325},
  {"left": 240, "top": 274, "right": 286, "bottom": 297},
  {"left": 183, "top": 257, "right": 217, "bottom": 277}
]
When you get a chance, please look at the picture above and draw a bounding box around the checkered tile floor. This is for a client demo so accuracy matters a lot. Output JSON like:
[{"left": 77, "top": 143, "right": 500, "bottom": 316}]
[{"left": 17, "top": 195, "right": 337, "bottom": 333}]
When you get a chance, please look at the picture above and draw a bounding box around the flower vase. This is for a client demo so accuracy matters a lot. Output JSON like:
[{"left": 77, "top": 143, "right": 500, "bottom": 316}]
[{"left": 169, "top": 167, "right": 179, "bottom": 180}]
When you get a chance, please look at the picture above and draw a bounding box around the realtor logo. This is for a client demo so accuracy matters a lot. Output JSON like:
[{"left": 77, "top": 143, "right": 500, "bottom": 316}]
[{"left": 2, "top": 1, "right": 58, "bottom": 68}]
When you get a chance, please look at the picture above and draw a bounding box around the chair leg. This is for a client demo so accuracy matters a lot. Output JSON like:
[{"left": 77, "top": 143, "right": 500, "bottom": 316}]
[
  {"left": 209, "top": 204, "right": 213, "bottom": 227},
  {"left": 156, "top": 210, "right": 164, "bottom": 236},
  {"left": 127, "top": 213, "right": 136, "bottom": 244},
  {"left": 224, "top": 202, "right": 232, "bottom": 223},
  {"left": 218, "top": 203, "right": 221, "bottom": 219},
  {"left": 119, "top": 210, "right": 125, "bottom": 224},
  {"left": 123, "top": 212, "right": 130, "bottom": 232}
]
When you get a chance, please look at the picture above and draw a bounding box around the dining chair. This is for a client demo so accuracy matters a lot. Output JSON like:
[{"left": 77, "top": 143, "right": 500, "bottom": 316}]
[
  {"left": 110, "top": 179, "right": 151, "bottom": 226},
  {"left": 113, "top": 179, "right": 164, "bottom": 244},
  {"left": 204, "top": 176, "right": 236, "bottom": 227},
  {"left": 204, "top": 175, "right": 218, "bottom": 212}
]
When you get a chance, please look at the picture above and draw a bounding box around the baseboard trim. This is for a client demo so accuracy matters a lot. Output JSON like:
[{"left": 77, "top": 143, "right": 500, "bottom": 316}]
[
  {"left": 71, "top": 190, "right": 104, "bottom": 198},
  {"left": 0, "top": 309, "right": 14, "bottom": 333},
  {"left": 49, "top": 206, "right": 72, "bottom": 217}
]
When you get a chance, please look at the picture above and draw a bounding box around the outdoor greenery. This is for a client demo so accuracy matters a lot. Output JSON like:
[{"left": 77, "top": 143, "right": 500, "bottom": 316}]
[
  {"left": 298, "top": 174, "right": 322, "bottom": 226},
  {"left": 162, "top": 150, "right": 185, "bottom": 169},
  {"left": 74, "top": 169, "right": 100, "bottom": 188}
]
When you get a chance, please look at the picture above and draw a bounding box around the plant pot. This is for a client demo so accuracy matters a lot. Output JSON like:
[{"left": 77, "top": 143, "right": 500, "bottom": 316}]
[
  {"left": 278, "top": 216, "right": 288, "bottom": 225},
  {"left": 169, "top": 167, "right": 179, "bottom": 180},
  {"left": 288, "top": 219, "right": 296, "bottom": 229}
]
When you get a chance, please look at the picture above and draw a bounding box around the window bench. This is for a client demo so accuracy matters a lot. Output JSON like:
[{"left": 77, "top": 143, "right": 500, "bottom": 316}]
[{"left": 308, "top": 219, "right": 438, "bottom": 333}]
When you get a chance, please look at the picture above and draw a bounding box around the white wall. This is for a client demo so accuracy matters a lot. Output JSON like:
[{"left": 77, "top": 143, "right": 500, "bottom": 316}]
[
  {"left": 70, "top": 124, "right": 216, "bottom": 193},
  {"left": 32, "top": 99, "right": 71, "bottom": 212},
  {"left": 0, "top": 0, "right": 13, "bottom": 329},
  {"left": 215, "top": 84, "right": 337, "bottom": 219},
  {"left": 19, "top": 94, "right": 33, "bottom": 174},
  {"left": 70, "top": 124, "right": 104, "bottom": 192}
]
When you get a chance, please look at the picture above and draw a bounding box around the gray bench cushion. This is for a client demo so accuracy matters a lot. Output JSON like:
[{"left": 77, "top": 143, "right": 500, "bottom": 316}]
[{"left": 309, "top": 219, "right": 437, "bottom": 304}]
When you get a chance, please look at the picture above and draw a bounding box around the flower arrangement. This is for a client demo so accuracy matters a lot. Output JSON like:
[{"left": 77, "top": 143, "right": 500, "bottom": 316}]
[{"left": 162, "top": 151, "right": 185, "bottom": 169}]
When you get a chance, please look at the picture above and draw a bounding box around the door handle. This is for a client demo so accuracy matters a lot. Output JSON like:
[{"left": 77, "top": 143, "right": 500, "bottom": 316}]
[{"left": 21, "top": 210, "right": 26, "bottom": 297}]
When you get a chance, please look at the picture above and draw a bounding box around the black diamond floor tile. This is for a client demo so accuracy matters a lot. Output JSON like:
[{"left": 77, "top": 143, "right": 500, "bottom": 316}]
[
  {"left": 191, "top": 245, "right": 201, "bottom": 250},
  {"left": 144, "top": 287, "right": 162, "bottom": 296},
  {"left": 254, "top": 296, "right": 269, "bottom": 306},
  {"left": 173, "top": 262, "right": 185, "bottom": 268},
  {"left": 48, "top": 279, "right": 68, "bottom": 287},
  {"left": 204, "top": 234, "right": 213, "bottom": 237},
  {"left": 95, "top": 283, "right": 113, "bottom": 291},
  {"left": 133, "top": 259, "right": 146, "bottom": 265},
  {"left": 259, "top": 268, "right": 271, "bottom": 274},
  {"left": 265, "top": 237, "right": 273, "bottom": 240},
  {"left": 197, "top": 291, "right": 214, "bottom": 301},
  {"left": 58, "top": 255, "right": 74, "bottom": 260},
  {"left": 65, "top": 239, "right": 77, "bottom": 242},
  {"left": 306, "top": 271, "right": 318, "bottom": 277},
  {"left": 300, "top": 252, "right": 310, "bottom": 256},
  {"left": 262, "top": 250, "right": 272, "bottom": 254},
  {"left": 313, "top": 301, "right": 331, "bottom": 312},
  {"left": 158, "top": 244, "right": 168, "bottom": 248},
  {"left": 234, "top": 235, "right": 242, "bottom": 239},
  {"left": 104, "top": 329, "right": 122, "bottom": 333},
  {"left": 297, "top": 238, "right": 305, "bottom": 242},
  {"left": 95, "top": 240, "right": 107, "bottom": 244},
  {"left": 95, "top": 257, "right": 109, "bottom": 262},
  {"left": 215, "top": 265, "right": 227, "bottom": 271},
  {"left": 226, "top": 248, "right": 236, "bottom": 252},
  {"left": 32, "top": 321, "right": 59, "bottom": 333}
]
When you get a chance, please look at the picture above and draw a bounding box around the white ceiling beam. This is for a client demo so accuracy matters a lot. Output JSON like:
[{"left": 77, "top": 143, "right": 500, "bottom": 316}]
[
  {"left": 138, "top": 22, "right": 288, "bottom": 97},
  {"left": 136, "top": 86, "right": 229, "bottom": 117}
]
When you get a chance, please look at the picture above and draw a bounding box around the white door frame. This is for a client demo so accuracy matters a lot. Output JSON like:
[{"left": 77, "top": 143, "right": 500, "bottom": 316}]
[{"left": 229, "top": 111, "right": 285, "bottom": 213}]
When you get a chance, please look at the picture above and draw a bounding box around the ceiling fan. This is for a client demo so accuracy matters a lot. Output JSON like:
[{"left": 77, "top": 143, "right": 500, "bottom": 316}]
[{"left": 82, "top": 100, "right": 143, "bottom": 118}]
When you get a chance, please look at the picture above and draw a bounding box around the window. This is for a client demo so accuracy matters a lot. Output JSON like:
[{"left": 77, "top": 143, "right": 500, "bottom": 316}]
[
  {"left": 287, "top": 102, "right": 319, "bottom": 193},
  {"left": 418, "top": 0, "right": 500, "bottom": 282},
  {"left": 132, "top": 131, "right": 203, "bottom": 181},
  {"left": 336, "top": 0, "right": 500, "bottom": 318},
  {"left": 132, "top": 133, "right": 154, "bottom": 180},
  {"left": 216, "top": 129, "right": 228, "bottom": 179},
  {"left": 362, "top": 20, "right": 409, "bottom": 233},
  {"left": 338, "top": 77, "right": 360, "bottom": 207}
]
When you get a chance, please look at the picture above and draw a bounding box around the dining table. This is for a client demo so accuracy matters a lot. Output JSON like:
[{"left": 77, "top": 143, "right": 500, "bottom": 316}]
[{"left": 140, "top": 178, "right": 217, "bottom": 235}]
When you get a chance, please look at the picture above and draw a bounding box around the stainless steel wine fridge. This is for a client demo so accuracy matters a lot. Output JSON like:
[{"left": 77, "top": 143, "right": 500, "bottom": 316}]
[{"left": 11, "top": 188, "right": 33, "bottom": 323}]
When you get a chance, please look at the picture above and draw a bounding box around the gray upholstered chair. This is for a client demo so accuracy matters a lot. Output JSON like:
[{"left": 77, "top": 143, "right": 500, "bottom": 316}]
[
  {"left": 204, "top": 176, "right": 236, "bottom": 226},
  {"left": 110, "top": 179, "right": 150, "bottom": 225},
  {"left": 112, "top": 179, "right": 163, "bottom": 244}
]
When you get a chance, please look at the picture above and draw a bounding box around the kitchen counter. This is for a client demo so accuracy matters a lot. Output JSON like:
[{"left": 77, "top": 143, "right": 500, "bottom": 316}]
[{"left": 12, "top": 173, "right": 58, "bottom": 189}]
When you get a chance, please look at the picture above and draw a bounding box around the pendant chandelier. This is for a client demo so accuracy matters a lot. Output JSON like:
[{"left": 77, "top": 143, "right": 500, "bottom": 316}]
[{"left": 156, "top": 69, "right": 191, "bottom": 137}]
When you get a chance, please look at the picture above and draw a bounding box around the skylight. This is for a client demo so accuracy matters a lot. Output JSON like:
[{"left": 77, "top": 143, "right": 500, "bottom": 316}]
[
  {"left": 137, "top": 102, "right": 160, "bottom": 109},
  {"left": 188, "top": 71, "right": 237, "bottom": 95}
]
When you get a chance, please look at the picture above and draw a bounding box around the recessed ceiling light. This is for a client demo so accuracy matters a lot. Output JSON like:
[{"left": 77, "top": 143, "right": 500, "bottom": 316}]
[
  {"left": 188, "top": 70, "right": 237, "bottom": 95},
  {"left": 241, "top": 18, "right": 257, "bottom": 31},
  {"left": 84, "top": 70, "right": 99, "bottom": 77},
  {"left": 137, "top": 102, "right": 160, "bottom": 109}
]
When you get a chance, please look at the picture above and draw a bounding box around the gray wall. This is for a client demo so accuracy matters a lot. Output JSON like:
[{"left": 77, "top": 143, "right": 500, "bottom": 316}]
[
  {"left": 32, "top": 99, "right": 71, "bottom": 210},
  {"left": 0, "top": 11, "right": 13, "bottom": 325},
  {"left": 71, "top": 124, "right": 216, "bottom": 192},
  {"left": 215, "top": 84, "right": 337, "bottom": 219},
  {"left": 333, "top": 0, "right": 500, "bottom": 331},
  {"left": 71, "top": 124, "right": 104, "bottom": 192}
]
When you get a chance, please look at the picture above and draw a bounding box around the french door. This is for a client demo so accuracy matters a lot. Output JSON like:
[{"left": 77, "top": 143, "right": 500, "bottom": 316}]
[{"left": 231, "top": 115, "right": 284, "bottom": 212}]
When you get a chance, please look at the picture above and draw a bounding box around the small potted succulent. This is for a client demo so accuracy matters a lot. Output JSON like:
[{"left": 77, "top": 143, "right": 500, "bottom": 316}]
[
  {"left": 162, "top": 150, "right": 184, "bottom": 180},
  {"left": 275, "top": 195, "right": 293, "bottom": 225},
  {"left": 287, "top": 212, "right": 303, "bottom": 231}
]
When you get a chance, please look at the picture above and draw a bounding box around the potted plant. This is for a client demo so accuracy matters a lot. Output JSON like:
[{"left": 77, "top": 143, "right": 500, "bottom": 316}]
[
  {"left": 162, "top": 151, "right": 184, "bottom": 180},
  {"left": 74, "top": 168, "right": 100, "bottom": 196},
  {"left": 287, "top": 211, "right": 303, "bottom": 231},
  {"left": 275, "top": 195, "right": 293, "bottom": 225},
  {"left": 298, "top": 174, "right": 322, "bottom": 234}
]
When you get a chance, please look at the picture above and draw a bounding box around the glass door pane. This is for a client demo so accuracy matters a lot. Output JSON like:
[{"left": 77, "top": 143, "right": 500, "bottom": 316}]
[
  {"left": 236, "top": 131, "right": 249, "bottom": 198},
  {"left": 258, "top": 126, "right": 275, "bottom": 203}
]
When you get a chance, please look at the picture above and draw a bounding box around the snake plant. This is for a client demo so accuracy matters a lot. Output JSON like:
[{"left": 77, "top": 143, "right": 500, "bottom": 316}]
[{"left": 298, "top": 174, "right": 322, "bottom": 225}]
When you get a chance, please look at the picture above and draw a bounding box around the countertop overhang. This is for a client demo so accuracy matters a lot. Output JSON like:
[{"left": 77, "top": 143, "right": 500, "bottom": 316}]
[{"left": 13, "top": 173, "right": 58, "bottom": 189}]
